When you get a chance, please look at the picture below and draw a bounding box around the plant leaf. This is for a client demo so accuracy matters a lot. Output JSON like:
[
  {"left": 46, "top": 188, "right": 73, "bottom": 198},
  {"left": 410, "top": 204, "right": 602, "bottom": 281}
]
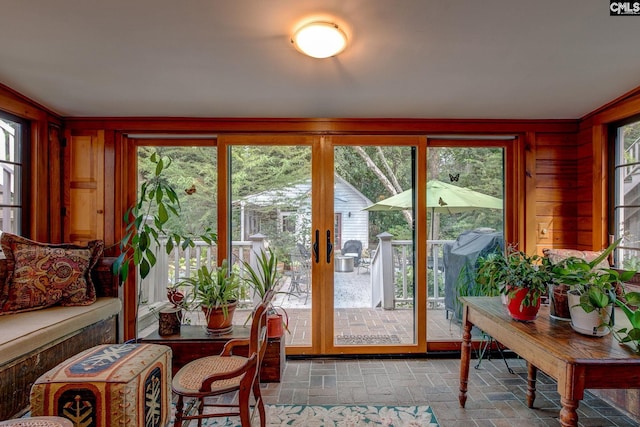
[
  {"left": 158, "top": 202, "right": 168, "bottom": 223},
  {"left": 139, "top": 231, "right": 149, "bottom": 251},
  {"left": 140, "top": 258, "right": 151, "bottom": 279},
  {"left": 155, "top": 157, "right": 164, "bottom": 175}
]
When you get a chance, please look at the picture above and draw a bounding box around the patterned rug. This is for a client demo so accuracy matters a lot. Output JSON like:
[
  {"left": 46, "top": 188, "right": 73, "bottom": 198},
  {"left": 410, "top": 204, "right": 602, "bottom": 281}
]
[
  {"left": 335, "top": 334, "right": 401, "bottom": 345},
  {"left": 176, "top": 404, "right": 439, "bottom": 426}
]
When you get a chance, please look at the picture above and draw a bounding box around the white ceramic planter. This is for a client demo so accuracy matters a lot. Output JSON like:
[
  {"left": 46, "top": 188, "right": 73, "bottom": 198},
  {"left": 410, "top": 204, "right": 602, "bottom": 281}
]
[{"left": 568, "top": 291, "right": 612, "bottom": 337}]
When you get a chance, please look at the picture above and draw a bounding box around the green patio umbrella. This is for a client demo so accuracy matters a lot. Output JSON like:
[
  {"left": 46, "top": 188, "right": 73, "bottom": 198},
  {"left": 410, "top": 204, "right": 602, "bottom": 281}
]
[{"left": 364, "top": 180, "right": 503, "bottom": 213}]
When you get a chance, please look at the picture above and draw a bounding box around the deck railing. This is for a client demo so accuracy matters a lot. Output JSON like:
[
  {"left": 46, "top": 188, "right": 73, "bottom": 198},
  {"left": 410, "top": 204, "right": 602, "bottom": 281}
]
[
  {"left": 370, "top": 233, "right": 454, "bottom": 310},
  {"left": 138, "top": 236, "right": 269, "bottom": 308}
]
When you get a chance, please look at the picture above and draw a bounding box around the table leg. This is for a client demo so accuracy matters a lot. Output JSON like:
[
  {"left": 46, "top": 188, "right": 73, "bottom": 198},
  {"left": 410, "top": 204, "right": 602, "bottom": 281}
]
[
  {"left": 559, "top": 396, "right": 579, "bottom": 427},
  {"left": 458, "top": 320, "right": 472, "bottom": 407},
  {"left": 526, "top": 362, "right": 537, "bottom": 408}
]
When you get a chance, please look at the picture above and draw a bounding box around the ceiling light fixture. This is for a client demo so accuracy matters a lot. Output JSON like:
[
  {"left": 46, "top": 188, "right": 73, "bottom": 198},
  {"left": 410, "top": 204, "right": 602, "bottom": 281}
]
[{"left": 291, "top": 21, "right": 348, "bottom": 59}]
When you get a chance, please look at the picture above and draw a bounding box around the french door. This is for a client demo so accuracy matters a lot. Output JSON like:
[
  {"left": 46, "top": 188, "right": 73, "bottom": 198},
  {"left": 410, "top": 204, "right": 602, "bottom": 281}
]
[{"left": 220, "top": 135, "right": 425, "bottom": 355}]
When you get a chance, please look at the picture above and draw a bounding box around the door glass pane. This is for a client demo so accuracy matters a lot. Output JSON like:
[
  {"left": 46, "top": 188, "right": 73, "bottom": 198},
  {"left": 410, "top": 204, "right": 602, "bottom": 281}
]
[
  {"left": 230, "top": 145, "right": 312, "bottom": 346},
  {"left": 427, "top": 146, "right": 505, "bottom": 341},
  {"left": 136, "top": 146, "right": 218, "bottom": 336},
  {"left": 334, "top": 145, "right": 416, "bottom": 346}
]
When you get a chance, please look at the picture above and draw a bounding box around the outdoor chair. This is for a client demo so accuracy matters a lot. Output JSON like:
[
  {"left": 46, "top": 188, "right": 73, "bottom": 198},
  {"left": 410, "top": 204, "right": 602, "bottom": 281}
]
[
  {"left": 171, "top": 291, "right": 273, "bottom": 427},
  {"left": 357, "top": 248, "right": 373, "bottom": 274},
  {"left": 288, "top": 244, "right": 310, "bottom": 303},
  {"left": 341, "top": 240, "right": 363, "bottom": 266}
]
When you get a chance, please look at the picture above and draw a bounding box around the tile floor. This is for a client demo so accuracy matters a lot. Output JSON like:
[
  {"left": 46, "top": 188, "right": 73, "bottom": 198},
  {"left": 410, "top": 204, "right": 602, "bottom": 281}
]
[{"left": 259, "top": 356, "right": 639, "bottom": 427}]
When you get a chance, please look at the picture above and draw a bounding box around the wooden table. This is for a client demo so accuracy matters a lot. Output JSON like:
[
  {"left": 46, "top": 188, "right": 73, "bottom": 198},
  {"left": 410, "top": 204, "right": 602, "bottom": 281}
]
[
  {"left": 458, "top": 297, "right": 640, "bottom": 427},
  {"left": 139, "top": 325, "right": 285, "bottom": 382}
]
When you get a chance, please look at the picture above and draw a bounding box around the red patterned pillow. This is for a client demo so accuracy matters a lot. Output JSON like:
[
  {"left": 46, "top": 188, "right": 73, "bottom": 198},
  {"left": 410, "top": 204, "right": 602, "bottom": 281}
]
[{"left": 0, "top": 233, "right": 104, "bottom": 315}]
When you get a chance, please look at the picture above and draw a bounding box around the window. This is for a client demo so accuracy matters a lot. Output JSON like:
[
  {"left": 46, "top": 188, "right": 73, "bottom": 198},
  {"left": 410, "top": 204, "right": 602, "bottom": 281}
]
[
  {"left": 0, "top": 111, "right": 28, "bottom": 235},
  {"left": 611, "top": 116, "right": 640, "bottom": 270},
  {"left": 280, "top": 212, "right": 296, "bottom": 233}
]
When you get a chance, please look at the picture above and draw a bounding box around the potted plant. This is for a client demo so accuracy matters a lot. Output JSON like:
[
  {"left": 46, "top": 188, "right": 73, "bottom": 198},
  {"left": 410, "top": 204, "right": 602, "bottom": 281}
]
[
  {"left": 550, "top": 240, "right": 635, "bottom": 336},
  {"left": 241, "top": 248, "right": 290, "bottom": 337},
  {"left": 177, "top": 259, "right": 240, "bottom": 334},
  {"left": 613, "top": 290, "right": 640, "bottom": 353},
  {"left": 476, "top": 246, "right": 552, "bottom": 321},
  {"left": 547, "top": 243, "right": 618, "bottom": 321}
]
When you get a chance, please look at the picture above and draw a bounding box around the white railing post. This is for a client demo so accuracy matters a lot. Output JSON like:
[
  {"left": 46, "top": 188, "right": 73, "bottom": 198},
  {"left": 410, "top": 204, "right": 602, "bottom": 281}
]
[
  {"left": 248, "top": 233, "right": 267, "bottom": 303},
  {"left": 432, "top": 242, "right": 441, "bottom": 301},
  {"left": 377, "top": 232, "right": 395, "bottom": 309},
  {"left": 138, "top": 218, "right": 166, "bottom": 305},
  {"left": 249, "top": 233, "right": 267, "bottom": 269},
  {"left": 428, "top": 240, "right": 448, "bottom": 307}
]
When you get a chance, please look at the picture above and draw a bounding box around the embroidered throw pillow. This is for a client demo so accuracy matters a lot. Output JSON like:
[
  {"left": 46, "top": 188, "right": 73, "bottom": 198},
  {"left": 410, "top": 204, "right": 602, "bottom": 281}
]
[{"left": 0, "top": 233, "right": 104, "bottom": 315}]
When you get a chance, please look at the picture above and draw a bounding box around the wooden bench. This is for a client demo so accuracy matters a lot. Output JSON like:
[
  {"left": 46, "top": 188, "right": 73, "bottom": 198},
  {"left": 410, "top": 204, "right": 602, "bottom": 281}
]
[{"left": 0, "top": 257, "right": 120, "bottom": 420}]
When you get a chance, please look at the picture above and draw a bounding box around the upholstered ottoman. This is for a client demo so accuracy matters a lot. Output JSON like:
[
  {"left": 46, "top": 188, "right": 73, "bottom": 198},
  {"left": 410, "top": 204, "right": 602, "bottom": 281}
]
[{"left": 30, "top": 344, "right": 171, "bottom": 427}]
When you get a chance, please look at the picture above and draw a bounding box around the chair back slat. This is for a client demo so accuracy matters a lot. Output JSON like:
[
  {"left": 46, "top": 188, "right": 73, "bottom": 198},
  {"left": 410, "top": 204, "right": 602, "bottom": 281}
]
[{"left": 250, "top": 289, "right": 272, "bottom": 359}]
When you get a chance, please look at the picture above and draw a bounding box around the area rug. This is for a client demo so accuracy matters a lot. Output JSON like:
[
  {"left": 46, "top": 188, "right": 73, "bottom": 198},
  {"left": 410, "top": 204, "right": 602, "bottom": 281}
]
[
  {"left": 175, "top": 404, "right": 439, "bottom": 426},
  {"left": 335, "top": 334, "right": 401, "bottom": 345}
]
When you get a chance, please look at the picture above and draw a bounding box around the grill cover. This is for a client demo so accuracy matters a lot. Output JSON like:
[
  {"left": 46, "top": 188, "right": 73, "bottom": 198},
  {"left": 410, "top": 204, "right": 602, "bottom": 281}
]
[{"left": 443, "top": 228, "right": 504, "bottom": 320}]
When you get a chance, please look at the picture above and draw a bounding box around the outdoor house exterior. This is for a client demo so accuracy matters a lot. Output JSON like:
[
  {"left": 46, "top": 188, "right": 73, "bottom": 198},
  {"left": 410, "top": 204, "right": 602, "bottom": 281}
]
[{"left": 239, "top": 174, "right": 371, "bottom": 252}]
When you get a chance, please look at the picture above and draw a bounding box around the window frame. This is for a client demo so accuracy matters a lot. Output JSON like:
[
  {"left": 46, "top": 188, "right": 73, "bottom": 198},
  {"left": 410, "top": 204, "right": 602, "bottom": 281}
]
[
  {"left": 608, "top": 113, "right": 640, "bottom": 269},
  {"left": 0, "top": 110, "right": 30, "bottom": 236}
]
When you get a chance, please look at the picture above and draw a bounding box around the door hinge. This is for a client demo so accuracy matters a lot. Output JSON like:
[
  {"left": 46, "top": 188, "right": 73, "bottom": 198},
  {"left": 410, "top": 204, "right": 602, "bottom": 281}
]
[
  {"left": 61, "top": 207, "right": 67, "bottom": 217},
  {"left": 60, "top": 137, "right": 67, "bottom": 147}
]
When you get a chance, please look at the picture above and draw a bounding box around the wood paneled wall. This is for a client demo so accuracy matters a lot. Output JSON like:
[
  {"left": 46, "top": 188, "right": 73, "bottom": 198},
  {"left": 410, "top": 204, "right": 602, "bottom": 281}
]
[{"left": 533, "top": 132, "right": 578, "bottom": 254}]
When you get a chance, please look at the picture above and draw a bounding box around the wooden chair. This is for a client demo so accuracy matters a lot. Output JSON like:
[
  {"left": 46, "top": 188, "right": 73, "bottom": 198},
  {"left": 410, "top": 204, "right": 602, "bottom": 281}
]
[{"left": 171, "top": 291, "right": 273, "bottom": 427}]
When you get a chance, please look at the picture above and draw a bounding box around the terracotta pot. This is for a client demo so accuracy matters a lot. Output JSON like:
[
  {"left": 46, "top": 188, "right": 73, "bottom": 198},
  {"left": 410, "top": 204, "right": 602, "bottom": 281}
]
[
  {"left": 201, "top": 301, "right": 237, "bottom": 335},
  {"left": 568, "top": 291, "right": 612, "bottom": 337},
  {"left": 549, "top": 283, "right": 571, "bottom": 321},
  {"left": 267, "top": 313, "right": 284, "bottom": 338},
  {"left": 506, "top": 288, "right": 541, "bottom": 322}
]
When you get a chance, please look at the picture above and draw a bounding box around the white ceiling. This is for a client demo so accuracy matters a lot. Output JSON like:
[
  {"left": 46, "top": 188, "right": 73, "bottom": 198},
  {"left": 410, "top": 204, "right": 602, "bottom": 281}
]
[{"left": 1, "top": 0, "right": 639, "bottom": 120}]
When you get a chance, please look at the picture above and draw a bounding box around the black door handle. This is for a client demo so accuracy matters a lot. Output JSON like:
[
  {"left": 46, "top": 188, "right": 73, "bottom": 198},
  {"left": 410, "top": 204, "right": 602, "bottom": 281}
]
[
  {"left": 326, "top": 229, "right": 333, "bottom": 263},
  {"left": 313, "top": 229, "right": 319, "bottom": 263}
]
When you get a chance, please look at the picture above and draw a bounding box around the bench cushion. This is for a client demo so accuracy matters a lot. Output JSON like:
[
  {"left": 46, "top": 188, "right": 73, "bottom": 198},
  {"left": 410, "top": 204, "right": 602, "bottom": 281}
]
[{"left": 0, "top": 297, "right": 121, "bottom": 366}]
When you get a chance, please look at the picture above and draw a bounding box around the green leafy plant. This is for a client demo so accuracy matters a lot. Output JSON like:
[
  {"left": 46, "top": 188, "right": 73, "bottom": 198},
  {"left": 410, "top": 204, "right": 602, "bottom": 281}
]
[
  {"left": 241, "top": 248, "right": 281, "bottom": 300},
  {"left": 549, "top": 241, "right": 619, "bottom": 289},
  {"left": 613, "top": 291, "right": 640, "bottom": 353},
  {"left": 240, "top": 248, "right": 292, "bottom": 332},
  {"left": 550, "top": 239, "right": 634, "bottom": 322},
  {"left": 178, "top": 260, "right": 240, "bottom": 319},
  {"left": 113, "top": 153, "right": 217, "bottom": 283},
  {"left": 476, "top": 246, "right": 552, "bottom": 308}
]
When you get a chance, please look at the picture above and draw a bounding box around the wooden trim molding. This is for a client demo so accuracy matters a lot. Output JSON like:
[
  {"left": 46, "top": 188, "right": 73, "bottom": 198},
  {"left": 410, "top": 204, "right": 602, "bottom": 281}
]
[{"left": 63, "top": 117, "right": 579, "bottom": 135}]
